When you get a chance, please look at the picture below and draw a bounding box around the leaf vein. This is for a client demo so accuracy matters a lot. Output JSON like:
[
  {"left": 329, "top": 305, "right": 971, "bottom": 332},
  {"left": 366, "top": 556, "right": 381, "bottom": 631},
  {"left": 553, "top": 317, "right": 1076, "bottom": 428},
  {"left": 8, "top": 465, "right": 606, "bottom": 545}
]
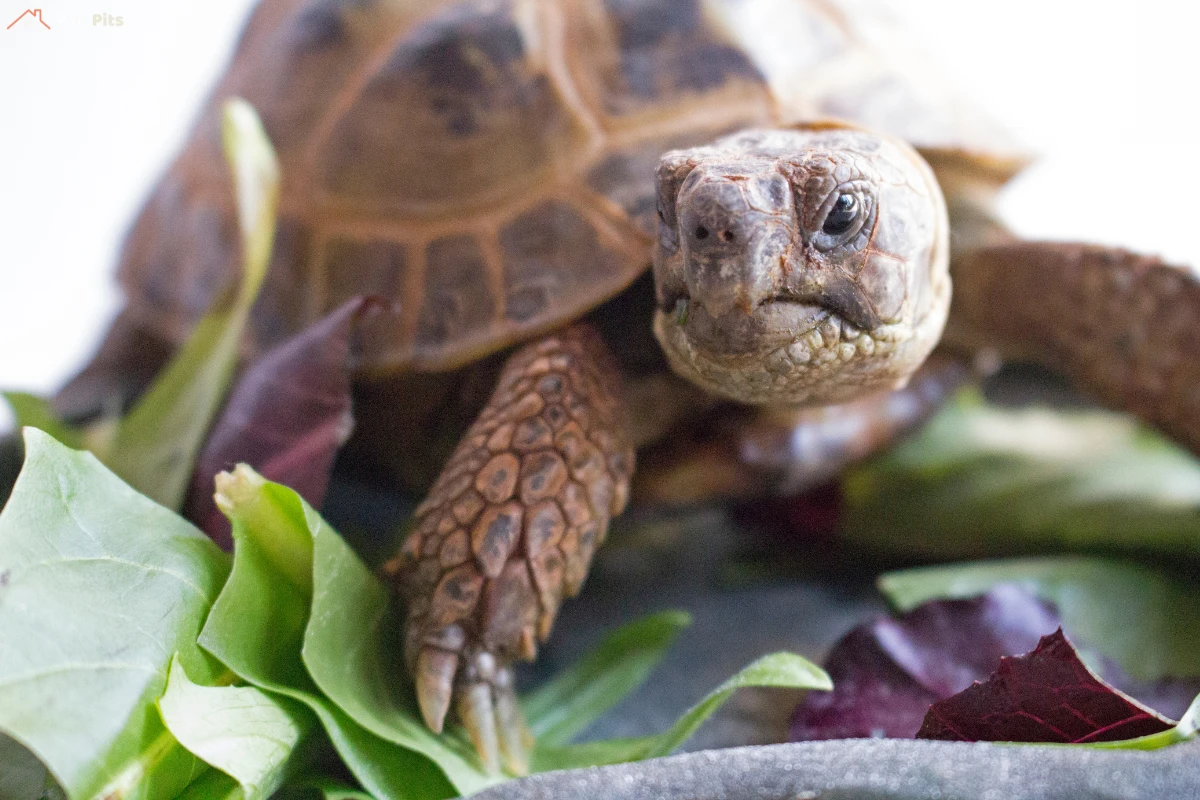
[
  {"left": 16, "top": 556, "right": 211, "bottom": 601},
  {"left": 0, "top": 661, "right": 160, "bottom": 687}
]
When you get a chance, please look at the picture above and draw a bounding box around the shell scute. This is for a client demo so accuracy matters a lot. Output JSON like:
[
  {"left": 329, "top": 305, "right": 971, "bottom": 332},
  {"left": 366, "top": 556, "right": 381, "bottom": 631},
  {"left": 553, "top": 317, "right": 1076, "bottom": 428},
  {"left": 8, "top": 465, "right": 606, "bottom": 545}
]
[
  {"left": 498, "top": 200, "right": 630, "bottom": 325},
  {"left": 583, "top": 0, "right": 770, "bottom": 117},
  {"left": 415, "top": 234, "right": 498, "bottom": 351},
  {"left": 321, "top": 235, "right": 408, "bottom": 311},
  {"left": 318, "top": 2, "right": 592, "bottom": 214}
]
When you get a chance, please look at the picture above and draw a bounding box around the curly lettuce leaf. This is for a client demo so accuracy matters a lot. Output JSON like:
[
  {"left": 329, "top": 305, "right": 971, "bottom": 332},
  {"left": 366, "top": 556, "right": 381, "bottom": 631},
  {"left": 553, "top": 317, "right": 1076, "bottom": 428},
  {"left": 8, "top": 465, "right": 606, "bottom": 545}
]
[
  {"left": 158, "top": 654, "right": 311, "bottom": 800},
  {"left": 199, "top": 466, "right": 478, "bottom": 799}
]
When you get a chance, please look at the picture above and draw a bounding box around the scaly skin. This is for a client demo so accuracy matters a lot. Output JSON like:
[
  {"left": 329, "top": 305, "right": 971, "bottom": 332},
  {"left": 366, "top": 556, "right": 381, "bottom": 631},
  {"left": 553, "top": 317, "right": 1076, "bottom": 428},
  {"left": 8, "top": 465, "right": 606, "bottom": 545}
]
[{"left": 387, "top": 324, "right": 633, "bottom": 774}]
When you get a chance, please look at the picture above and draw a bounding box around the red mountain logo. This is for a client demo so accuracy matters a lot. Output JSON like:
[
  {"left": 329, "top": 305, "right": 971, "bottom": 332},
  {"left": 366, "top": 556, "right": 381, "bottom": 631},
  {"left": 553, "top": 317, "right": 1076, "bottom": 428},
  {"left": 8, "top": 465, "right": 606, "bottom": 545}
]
[{"left": 7, "top": 8, "right": 51, "bottom": 29}]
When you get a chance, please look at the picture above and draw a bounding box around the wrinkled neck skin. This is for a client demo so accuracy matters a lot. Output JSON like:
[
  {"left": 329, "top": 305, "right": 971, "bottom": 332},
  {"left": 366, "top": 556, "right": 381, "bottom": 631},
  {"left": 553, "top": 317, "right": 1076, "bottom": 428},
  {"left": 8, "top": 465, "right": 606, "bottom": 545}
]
[{"left": 651, "top": 124, "right": 952, "bottom": 408}]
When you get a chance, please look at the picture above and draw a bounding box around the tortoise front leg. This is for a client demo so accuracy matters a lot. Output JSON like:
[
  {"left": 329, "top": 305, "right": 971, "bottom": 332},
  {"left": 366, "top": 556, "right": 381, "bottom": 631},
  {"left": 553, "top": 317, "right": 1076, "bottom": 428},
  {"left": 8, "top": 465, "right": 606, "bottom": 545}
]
[
  {"left": 949, "top": 242, "right": 1200, "bottom": 454},
  {"left": 386, "top": 324, "right": 634, "bottom": 774}
]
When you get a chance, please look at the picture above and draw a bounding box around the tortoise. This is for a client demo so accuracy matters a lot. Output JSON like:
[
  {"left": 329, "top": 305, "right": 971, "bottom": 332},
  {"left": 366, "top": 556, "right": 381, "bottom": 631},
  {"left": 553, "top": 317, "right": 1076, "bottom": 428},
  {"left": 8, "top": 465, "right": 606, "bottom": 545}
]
[{"left": 61, "top": 0, "right": 1200, "bottom": 775}]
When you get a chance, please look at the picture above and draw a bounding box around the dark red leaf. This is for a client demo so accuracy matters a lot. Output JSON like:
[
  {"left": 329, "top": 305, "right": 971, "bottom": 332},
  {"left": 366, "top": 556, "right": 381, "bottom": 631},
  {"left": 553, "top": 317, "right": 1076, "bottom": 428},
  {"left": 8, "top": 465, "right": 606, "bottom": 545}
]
[
  {"left": 1103, "top": 674, "right": 1200, "bottom": 724},
  {"left": 185, "top": 297, "right": 388, "bottom": 547},
  {"left": 790, "top": 585, "right": 1059, "bottom": 740},
  {"left": 917, "top": 630, "right": 1175, "bottom": 743}
]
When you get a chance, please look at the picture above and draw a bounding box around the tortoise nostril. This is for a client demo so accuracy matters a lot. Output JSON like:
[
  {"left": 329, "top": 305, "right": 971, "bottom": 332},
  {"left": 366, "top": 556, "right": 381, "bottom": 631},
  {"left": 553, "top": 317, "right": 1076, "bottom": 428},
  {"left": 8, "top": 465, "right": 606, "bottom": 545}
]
[{"left": 692, "top": 227, "right": 738, "bottom": 243}]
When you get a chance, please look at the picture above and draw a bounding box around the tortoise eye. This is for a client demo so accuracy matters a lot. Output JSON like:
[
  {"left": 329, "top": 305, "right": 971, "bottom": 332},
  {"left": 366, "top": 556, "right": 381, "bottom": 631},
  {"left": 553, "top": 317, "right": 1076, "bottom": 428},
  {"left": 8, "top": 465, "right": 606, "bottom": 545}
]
[{"left": 822, "top": 193, "right": 858, "bottom": 236}]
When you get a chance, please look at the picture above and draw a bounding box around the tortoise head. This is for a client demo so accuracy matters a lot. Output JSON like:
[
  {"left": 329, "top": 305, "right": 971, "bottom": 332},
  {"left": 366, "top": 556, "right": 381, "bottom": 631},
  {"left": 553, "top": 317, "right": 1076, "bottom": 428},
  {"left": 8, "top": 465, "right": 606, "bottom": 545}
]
[{"left": 652, "top": 125, "right": 951, "bottom": 406}]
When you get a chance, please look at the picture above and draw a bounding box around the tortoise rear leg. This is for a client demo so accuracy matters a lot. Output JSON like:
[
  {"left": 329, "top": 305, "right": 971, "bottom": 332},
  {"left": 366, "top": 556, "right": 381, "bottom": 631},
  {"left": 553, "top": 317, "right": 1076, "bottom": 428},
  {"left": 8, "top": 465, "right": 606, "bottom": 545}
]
[
  {"left": 385, "top": 324, "right": 634, "bottom": 774},
  {"left": 950, "top": 242, "right": 1200, "bottom": 454}
]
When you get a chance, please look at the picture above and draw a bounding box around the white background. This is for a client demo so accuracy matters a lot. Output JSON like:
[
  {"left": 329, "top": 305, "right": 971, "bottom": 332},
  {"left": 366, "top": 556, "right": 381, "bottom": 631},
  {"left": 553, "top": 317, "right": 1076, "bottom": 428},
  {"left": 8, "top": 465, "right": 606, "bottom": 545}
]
[{"left": 1, "top": 1, "right": 1198, "bottom": 433}]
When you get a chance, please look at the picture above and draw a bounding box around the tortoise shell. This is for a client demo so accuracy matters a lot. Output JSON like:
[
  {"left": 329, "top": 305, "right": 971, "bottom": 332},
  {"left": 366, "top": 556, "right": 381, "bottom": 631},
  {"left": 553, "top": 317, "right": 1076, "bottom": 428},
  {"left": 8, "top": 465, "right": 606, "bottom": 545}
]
[{"left": 118, "top": 0, "right": 1022, "bottom": 373}]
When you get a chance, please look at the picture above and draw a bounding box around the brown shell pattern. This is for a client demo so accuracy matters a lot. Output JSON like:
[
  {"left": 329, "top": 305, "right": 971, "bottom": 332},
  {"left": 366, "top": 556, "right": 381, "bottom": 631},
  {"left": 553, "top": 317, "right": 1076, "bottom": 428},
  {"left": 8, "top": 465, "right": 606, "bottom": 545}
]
[{"left": 118, "top": 0, "right": 1022, "bottom": 373}]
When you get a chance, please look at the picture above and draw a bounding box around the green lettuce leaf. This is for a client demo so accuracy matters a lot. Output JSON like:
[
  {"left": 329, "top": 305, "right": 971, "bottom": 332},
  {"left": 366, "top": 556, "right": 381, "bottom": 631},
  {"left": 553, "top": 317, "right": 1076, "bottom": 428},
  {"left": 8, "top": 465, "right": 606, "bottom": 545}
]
[
  {"left": 0, "top": 429, "right": 230, "bottom": 800},
  {"left": 844, "top": 394, "right": 1200, "bottom": 560},
  {"left": 102, "top": 98, "right": 278, "bottom": 510},
  {"left": 2, "top": 392, "right": 82, "bottom": 450},
  {"left": 173, "top": 768, "right": 243, "bottom": 800},
  {"left": 523, "top": 611, "right": 691, "bottom": 746},
  {"left": 158, "top": 654, "right": 311, "bottom": 800},
  {"left": 285, "top": 778, "right": 376, "bottom": 800},
  {"left": 207, "top": 465, "right": 830, "bottom": 792},
  {"left": 533, "top": 652, "right": 831, "bottom": 771},
  {"left": 298, "top": 490, "right": 493, "bottom": 789},
  {"left": 0, "top": 428, "right": 833, "bottom": 798},
  {"left": 878, "top": 557, "right": 1200, "bottom": 682}
]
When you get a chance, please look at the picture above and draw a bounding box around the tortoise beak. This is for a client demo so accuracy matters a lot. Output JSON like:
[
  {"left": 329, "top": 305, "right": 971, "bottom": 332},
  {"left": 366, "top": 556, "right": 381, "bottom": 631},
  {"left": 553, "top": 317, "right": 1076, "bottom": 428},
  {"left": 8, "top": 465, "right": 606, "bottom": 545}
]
[
  {"left": 674, "top": 292, "right": 831, "bottom": 357},
  {"left": 679, "top": 210, "right": 792, "bottom": 319}
]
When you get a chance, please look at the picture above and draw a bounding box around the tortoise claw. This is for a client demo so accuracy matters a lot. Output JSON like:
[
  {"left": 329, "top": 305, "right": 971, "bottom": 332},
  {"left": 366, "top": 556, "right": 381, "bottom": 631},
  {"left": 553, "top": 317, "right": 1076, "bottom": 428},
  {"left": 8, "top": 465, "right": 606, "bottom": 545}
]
[
  {"left": 458, "top": 680, "right": 502, "bottom": 774},
  {"left": 415, "top": 646, "right": 457, "bottom": 733},
  {"left": 452, "top": 651, "right": 532, "bottom": 775},
  {"left": 409, "top": 626, "right": 535, "bottom": 774},
  {"left": 494, "top": 666, "right": 533, "bottom": 775}
]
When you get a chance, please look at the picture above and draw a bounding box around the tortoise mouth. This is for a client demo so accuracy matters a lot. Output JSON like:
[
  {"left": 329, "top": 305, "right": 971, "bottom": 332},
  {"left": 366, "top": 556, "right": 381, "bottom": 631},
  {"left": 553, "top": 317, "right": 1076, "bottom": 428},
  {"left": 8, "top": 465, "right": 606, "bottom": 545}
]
[{"left": 662, "top": 292, "right": 837, "bottom": 358}]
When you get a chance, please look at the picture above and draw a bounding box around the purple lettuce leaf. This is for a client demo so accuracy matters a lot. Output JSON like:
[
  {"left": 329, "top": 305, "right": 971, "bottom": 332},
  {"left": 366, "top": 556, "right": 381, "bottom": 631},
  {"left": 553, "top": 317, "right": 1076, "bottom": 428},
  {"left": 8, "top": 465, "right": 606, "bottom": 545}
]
[
  {"left": 790, "top": 585, "right": 1058, "bottom": 740},
  {"left": 184, "top": 297, "right": 387, "bottom": 547}
]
